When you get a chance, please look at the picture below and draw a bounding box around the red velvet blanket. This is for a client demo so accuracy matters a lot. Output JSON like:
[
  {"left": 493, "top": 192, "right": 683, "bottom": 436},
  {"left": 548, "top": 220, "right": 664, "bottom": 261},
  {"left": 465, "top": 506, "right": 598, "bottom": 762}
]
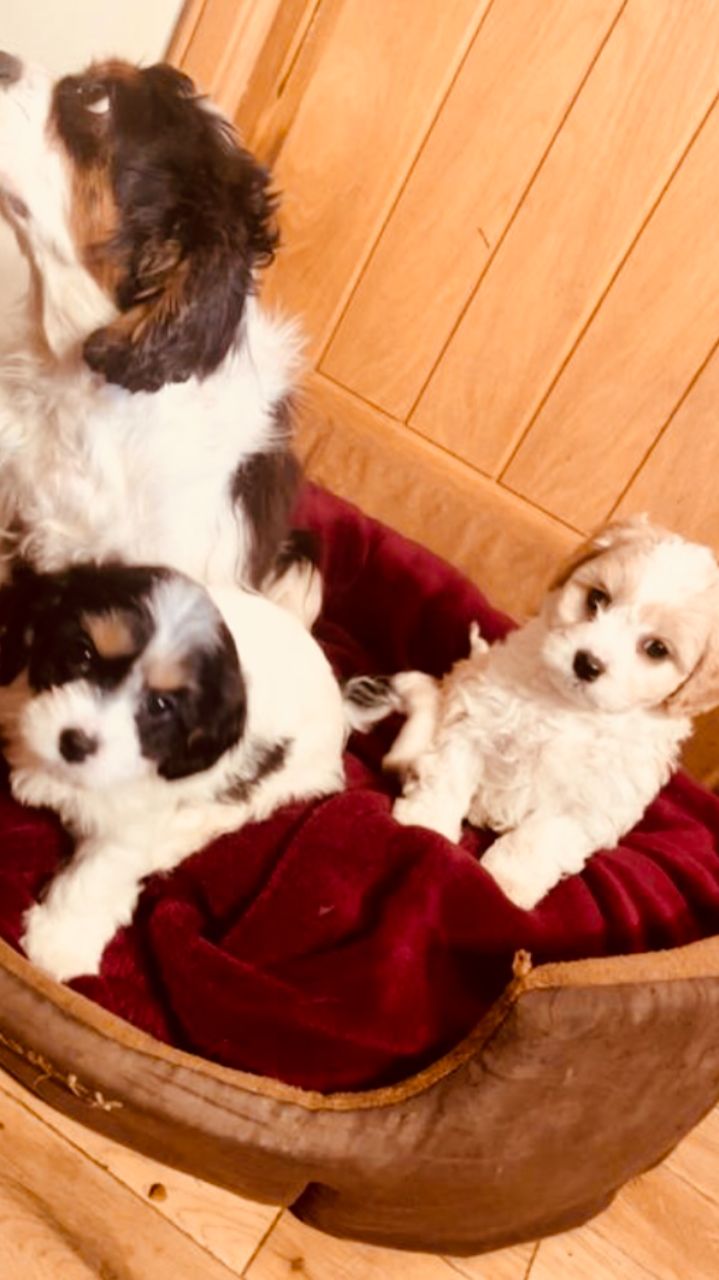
[{"left": 1, "top": 486, "right": 718, "bottom": 1092}]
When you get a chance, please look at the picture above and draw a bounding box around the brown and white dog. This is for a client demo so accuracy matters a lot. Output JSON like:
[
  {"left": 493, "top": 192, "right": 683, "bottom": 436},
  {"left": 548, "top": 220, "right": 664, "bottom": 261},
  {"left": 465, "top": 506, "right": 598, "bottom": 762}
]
[{"left": 0, "top": 53, "right": 313, "bottom": 614}]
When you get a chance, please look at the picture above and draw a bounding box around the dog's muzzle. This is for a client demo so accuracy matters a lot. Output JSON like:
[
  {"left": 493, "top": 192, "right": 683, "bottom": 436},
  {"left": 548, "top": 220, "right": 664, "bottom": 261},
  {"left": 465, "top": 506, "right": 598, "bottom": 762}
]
[
  {"left": 573, "top": 650, "right": 605, "bottom": 683},
  {"left": 59, "top": 727, "right": 99, "bottom": 764}
]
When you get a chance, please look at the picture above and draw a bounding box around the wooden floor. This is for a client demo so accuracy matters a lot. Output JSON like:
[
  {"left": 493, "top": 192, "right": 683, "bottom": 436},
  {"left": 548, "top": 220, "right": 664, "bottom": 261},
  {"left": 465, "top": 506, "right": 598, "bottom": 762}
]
[{"left": 0, "top": 1066, "right": 716, "bottom": 1279}]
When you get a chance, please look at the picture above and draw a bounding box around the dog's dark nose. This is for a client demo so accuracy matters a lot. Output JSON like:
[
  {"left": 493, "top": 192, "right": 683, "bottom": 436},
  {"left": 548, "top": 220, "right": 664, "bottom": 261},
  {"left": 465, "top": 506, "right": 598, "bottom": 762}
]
[
  {"left": 59, "top": 727, "right": 98, "bottom": 764},
  {"left": 573, "top": 650, "right": 606, "bottom": 683},
  {"left": 0, "top": 53, "right": 22, "bottom": 87}
]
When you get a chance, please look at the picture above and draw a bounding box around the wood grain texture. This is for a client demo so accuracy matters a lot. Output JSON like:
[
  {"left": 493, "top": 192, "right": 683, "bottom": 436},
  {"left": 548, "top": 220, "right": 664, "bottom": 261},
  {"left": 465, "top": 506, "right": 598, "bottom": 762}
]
[
  {"left": 530, "top": 1109, "right": 719, "bottom": 1280},
  {"left": 0, "top": 1082, "right": 240, "bottom": 1280},
  {"left": 166, "top": 0, "right": 208, "bottom": 65},
  {"left": 322, "top": 0, "right": 621, "bottom": 419},
  {"left": 170, "top": 0, "right": 284, "bottom": 108},
  {"left": 260, "top": 0, "right": 487, "bottom": 357},
  {"left": 612, "top": 340, "right": 719, "bottom": 543},
  {"left": 666, "top": 1098, "right": 719, "bottom": 1204},
  {"left": 233, "top": 0, "right": 325, "bottom": 151},
  {"left": 411, "top": 0, "right": 719, "bottom": 478},
  {"left": 244, "top": 1210, "right": 532, "bottom": 1280},
  {"left": 0, "top": 1066, "right": 278, "bottom": 1276},
  {"left": 504, "top": 97, "right": 719, "bottom": 529},
  {"left": 298, "top": 372, "right": 577, "bottom": 619}
]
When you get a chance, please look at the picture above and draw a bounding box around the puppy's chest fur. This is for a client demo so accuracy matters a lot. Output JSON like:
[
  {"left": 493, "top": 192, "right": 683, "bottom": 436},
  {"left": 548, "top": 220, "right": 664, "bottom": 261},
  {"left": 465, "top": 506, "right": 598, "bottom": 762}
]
[
  {"left": 0, "top": 304, "right": 297, "bottom": 584},
  {"left": 435, "top": 653, "right": 687, "bottom": 836}
]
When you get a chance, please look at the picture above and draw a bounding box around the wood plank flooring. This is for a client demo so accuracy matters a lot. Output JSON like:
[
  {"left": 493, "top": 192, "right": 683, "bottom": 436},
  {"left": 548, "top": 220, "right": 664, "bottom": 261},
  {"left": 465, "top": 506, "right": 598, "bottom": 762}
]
[{"left": 0, "top": 1065, "right": 714, "bottom": 1278}]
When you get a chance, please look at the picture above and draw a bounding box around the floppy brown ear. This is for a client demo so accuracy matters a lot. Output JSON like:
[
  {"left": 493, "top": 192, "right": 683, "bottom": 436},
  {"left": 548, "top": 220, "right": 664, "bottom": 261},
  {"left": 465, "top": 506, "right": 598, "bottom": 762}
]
[
  {"left": 83, "top": 139, "right": 277, "bottom": 392},
  {"left": 549, "top": 515, "right": 656, "bottom": 591},
  {"left": 665, "top": 624, "right": 719, "bottom": 718}
]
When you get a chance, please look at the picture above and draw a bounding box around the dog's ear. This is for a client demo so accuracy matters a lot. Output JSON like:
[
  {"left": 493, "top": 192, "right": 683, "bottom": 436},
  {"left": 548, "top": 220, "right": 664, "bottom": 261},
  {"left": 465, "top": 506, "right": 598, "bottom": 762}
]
[
  {"left": 665, "top": 594, "right": 719, "bottom": 718},
  {"left": 549, "top": 515, "right": 657, "bottom": 591},
  {"left": 160, "top": 623, "right": 247, "bottom": 780},
  {"left": 83, "top": 105, "right": 278, "bottom": 393}
]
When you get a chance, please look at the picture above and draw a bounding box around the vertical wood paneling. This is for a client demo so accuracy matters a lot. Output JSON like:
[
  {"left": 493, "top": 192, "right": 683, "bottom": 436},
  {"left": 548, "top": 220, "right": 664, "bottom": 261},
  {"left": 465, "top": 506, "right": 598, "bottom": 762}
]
[
  {"left": 169, "top": 0, "right": 283, "bottom": 111},
  {"left": 322, "top": 0, "right": 622, "bottom": 421},
  {"left": 410, "top": 0, "right": 719, "bottom": 479},
  {"left": 504, "top": 100, "right": 719, "bottom": 530},
  {"left": 612, "top": 342, "right": 719, "bottom": 539},
  {"left": 297, "top": 374, "right": 577, "bottom": 618},
  {"left": 260, "top": 0, "right": 489, "bottom": 357},
  {"left": 167, "top": 0, "right": 208, "bottom": 65},
  {"left": 233, "top": 0, "right": 324, "bottom": 151}
]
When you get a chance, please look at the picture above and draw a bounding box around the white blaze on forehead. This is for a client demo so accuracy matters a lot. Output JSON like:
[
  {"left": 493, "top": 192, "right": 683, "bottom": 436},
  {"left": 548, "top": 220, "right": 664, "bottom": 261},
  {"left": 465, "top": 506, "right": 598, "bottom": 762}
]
[{"left": 145, "top": 576, "right": 221, "bottom": 670}]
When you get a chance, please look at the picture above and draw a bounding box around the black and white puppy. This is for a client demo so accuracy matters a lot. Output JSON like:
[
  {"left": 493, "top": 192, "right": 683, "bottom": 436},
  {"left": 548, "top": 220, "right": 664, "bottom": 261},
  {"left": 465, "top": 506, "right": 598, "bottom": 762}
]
[
  {"left": 0, "top": 565, "right": 346, "bottom": 981},
  {"left": 0, "top": 53, "right": 312, "bottom": 615}
]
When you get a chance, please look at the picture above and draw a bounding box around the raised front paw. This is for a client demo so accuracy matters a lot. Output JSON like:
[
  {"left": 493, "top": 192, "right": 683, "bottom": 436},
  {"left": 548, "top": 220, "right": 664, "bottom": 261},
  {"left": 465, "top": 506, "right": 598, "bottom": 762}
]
[
  {"left": 481, "top": 838, "right": 549, "bottom": 911},
  {"left": 21, "top": 902, "right": 109, "bottom": 982}
]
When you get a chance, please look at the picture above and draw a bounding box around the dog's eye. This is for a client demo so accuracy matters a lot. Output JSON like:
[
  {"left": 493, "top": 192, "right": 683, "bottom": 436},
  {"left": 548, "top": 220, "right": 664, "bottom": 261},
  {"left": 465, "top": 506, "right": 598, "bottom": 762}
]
[
  {"left": 66, "top": 636, "right": 95, "bottom": 674},
  {"left": 586, "top": 587, "right": 610, "bottom": 615},
  {"left": 67, "top": 79, "right": 111, "bottom": 115},
  {"left": 643, "top": 638, "right": 670, "bottom": 662},
  {"left": 145, "top": 690, "right": 176, "bottom": 718}
]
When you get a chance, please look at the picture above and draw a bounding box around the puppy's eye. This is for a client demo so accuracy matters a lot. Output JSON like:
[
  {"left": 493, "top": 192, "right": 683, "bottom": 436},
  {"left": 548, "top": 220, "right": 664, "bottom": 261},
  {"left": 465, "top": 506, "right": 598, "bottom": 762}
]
[
  {"left": 145, "top": 690, "right": 176, "bottom": 718},
  {"left": 67, "top": 636, "right": 95, "bottom": 674},
  {"left": 586, "top": 587, "right": 610, "bottom": 616},
  {"left": 72, "top": 80, "right": 111, "bottom": 115},
  {"left": 643, "top": 638, "right": 670, "bottom": 662}
]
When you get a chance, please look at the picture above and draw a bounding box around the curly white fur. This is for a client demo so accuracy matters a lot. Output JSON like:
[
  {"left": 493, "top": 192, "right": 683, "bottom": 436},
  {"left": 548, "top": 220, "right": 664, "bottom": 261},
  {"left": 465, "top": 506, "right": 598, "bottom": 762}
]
[{"left": 369, "top": 520, "right": 719, "bottom": 909}]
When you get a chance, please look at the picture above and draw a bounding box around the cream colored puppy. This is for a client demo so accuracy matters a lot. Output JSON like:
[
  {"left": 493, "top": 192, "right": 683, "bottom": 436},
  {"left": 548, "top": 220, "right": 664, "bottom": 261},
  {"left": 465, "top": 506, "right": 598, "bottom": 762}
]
[{"left": 347, "top": 519, "right": 719, "bottom": 910}]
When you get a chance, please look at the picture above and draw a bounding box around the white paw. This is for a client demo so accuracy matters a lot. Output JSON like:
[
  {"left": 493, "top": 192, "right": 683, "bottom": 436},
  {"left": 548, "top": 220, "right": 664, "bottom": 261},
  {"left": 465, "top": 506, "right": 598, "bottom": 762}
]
[
  {"left": 481, "top": 842, "right": 549, "bottom": 911},
  {"left": 392, "top": 796, "right": 462, "bottom": 843},
  {"left": 469, "top": 621, "right": 490, "bottom": 657},
  {"left": 21, "top": 903, "right": 108, "bottom": 982}
]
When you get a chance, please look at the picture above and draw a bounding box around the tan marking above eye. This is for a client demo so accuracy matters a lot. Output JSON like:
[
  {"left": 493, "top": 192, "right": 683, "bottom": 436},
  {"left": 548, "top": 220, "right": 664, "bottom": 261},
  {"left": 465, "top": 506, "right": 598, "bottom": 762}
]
[
  {"left": 83, "top": 611, "right": 137, "bottom": 658},
  {"left": 143, "top": 656, "right": 189, "bottom": 692}
]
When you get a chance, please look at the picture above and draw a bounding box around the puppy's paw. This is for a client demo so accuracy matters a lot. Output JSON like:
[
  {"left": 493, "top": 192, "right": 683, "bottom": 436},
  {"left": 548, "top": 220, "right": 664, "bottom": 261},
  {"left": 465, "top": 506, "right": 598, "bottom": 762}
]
[
  {"left": 481, "top": 840, "right": 549, "bottom": 911},
  {"left": 468, "top": 621, "right": 490, "bottom": 658},
  {"left": 21, "top": 903, "right": 107, "bottom": 982},
  {"left": 392, "top": 795, "right": 462, "bottom": 843}
]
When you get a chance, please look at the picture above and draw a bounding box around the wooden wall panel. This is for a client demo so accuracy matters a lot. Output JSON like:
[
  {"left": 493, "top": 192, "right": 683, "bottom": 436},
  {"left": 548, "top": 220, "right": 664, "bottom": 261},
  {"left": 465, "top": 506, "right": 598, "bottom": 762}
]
[
  {"left": 504, "top": 99, "right": 719, "bottom": 530},
  {"left": 409, "top": 0, "right": 719, "bottom": 479},
  {"left": 613, "top": 342, "right": 719, "bottom": 539},
  {"left": 258, "top": 0, "right": 489, "bottom": 357},
  {"left": 168, "top": 0, "right": 284, "bottom": 114},
  {"left": 321, "top": 0, "right": 622, "bottom": 421},
  {"left": 297, "top": 374, "right": 577, "bottom": 619}
]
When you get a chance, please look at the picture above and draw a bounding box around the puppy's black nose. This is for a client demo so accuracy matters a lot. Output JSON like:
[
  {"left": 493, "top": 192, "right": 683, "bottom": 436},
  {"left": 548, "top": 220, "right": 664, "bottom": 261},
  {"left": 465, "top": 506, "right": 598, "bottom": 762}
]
[
  {"left": 0, "top": 53, "right": 22, "bottom": 87},
  {"left": 573, "top": 650, "right": 606, "bottom": 683},
  {"left": 59, "top": 727, "right": 98, "bottom": 764}
]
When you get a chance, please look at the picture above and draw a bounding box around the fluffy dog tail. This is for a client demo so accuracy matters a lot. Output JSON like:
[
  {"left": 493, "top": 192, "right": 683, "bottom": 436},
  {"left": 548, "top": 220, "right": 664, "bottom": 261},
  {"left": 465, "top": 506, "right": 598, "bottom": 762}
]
[
  {"left": 342, "top": 675, "right": 403, "bottom": 732},
  {"left": 343, "top": 671, "right": 440, "bottom": 775}
]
